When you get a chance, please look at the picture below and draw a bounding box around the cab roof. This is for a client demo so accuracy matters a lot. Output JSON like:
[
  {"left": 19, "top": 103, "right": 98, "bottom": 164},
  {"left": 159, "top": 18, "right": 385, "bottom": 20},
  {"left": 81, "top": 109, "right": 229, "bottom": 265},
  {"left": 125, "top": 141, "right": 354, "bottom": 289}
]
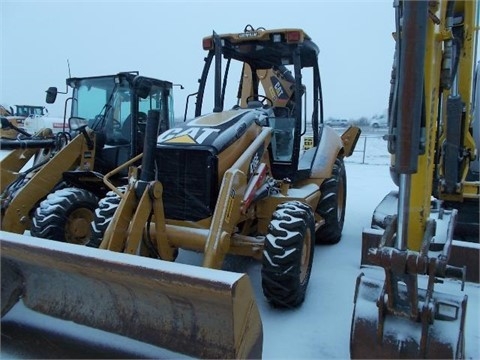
[
  {"left": 202, "top": 28, "right": 320, "bottom": 69},
  {"left": 66, "top": 72, "right": 173, "bottom": 89}
]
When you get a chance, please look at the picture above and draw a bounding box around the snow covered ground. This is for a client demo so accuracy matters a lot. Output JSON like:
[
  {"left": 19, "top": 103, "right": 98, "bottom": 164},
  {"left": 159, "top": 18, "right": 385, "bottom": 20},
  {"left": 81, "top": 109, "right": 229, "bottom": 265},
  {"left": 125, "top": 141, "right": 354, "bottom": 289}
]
[{"left": 1, "top": 135, "right": 479, "bottom": 358}]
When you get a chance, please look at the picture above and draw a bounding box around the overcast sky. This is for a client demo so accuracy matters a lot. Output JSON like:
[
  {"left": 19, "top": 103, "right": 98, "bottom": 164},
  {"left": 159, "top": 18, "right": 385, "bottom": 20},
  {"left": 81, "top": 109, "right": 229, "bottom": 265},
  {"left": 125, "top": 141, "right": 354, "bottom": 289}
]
[{"left": 3, "top": 1, "right": 400, "bottom": 120}]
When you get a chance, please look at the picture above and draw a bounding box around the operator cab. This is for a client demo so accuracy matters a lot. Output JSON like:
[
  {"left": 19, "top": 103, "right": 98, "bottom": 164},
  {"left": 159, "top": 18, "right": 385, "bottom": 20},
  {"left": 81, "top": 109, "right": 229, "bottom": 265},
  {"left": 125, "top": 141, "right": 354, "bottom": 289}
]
[
  {"left": 195, "top": 26, "right": 324, "bottom": 181},
  {"left": 50, "top": 72, "right": 175, "bottom": 176}
]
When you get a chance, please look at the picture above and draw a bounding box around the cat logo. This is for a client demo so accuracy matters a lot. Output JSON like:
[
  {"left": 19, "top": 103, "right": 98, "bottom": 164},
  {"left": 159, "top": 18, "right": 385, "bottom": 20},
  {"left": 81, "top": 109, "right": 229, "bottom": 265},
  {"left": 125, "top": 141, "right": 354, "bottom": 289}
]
[
  {"left": 165, "top": 134, "right": 196, "bottom": 144},
  {"left": 158, "top": 127, "right": 220, "bottom": 144},
  {"left": 270, "top": 77, "right": 288, "bottom": 100},
  {"left": 238, "top": 31, "right": 258, "bottom": 38},
  {"left": 268, "top": 87, "right": 278, "bottom": 101}
]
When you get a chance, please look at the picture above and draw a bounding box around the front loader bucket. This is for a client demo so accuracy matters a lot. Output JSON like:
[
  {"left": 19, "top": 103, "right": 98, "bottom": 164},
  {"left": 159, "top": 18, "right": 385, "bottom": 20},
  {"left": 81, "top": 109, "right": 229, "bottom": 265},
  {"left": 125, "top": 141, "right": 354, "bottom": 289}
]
[
  {"left": 0, "top": 231, "right": 263, "bottom": 359},
  {"left": 350, "top": 273, "right": 467, "bottom": 359}
]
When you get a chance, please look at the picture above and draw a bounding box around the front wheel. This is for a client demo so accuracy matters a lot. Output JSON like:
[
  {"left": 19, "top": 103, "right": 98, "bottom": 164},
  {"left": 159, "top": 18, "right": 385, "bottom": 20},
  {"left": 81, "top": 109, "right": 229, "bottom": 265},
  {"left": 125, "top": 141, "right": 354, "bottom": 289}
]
[
  {"left": 31, "top": 187, "right": 98, "bottom": 244},
  {"left": 88, "top": 188, "right": 123, "bottom": 248},
  {"left": 315, "top": 158, "right": 347, "bottom": 244},
  {"left": 261, "top": 201, "right": 315, "bottom": 308}
]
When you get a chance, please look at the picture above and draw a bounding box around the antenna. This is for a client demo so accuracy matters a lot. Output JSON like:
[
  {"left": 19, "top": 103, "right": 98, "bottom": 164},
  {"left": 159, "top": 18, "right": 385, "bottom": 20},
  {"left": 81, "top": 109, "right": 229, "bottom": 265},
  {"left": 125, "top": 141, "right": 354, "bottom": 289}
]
[{"left": 67, "top": 59, "right": 72, "bottom": 78}]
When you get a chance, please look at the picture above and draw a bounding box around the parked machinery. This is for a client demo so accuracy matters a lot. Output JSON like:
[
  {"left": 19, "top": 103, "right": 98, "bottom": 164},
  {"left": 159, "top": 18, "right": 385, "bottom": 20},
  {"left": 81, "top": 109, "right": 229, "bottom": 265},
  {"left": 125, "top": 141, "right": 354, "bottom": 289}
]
[
  {"left": 0, "top": 72, "right": 175, "bottom": 243},
  {"left": 95, "top": 26, "right": 361, "bottom": 304},
  {"left": 351, "top": 1, "right": 478, "bottom": 358},
  {"left": 1, "top": 26, "right": 360, "bottom": 358},
  {"left": 0, "top": 104, "right": 46, "bottom": 139}
]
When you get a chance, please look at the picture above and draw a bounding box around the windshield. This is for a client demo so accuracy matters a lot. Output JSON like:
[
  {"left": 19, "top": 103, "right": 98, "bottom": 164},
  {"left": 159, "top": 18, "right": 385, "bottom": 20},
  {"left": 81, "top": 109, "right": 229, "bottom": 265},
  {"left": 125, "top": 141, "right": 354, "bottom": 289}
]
[
  {"left": 70, "top": 76, "right": 130, "bottom": 128},
  {"left": 68, "top": 75, "right": 174, "bottom": 147},
  {"left": 196, "top": 51, "right": 302, "bottom": 164},
  {"left": 138, "top": 84, "right": 175, "bottom": 129}
]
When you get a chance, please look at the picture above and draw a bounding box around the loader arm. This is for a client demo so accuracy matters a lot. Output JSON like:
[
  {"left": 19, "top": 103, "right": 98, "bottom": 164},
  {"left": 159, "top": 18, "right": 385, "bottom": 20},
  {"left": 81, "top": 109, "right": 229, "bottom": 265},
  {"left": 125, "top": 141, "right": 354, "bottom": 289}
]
[
  {"left": 101, "top": 109, "right": 176, "bottom": 260},
  {"left": 1, "top": 132, "right": 95, "bottom": 233},
  {"left": 0, "top": 128, "right": 58, "bottom": 193},
  {"left": 203, "top": 126, "right": 272, "bottom": 268},
  {"left": 0, "top": 148, "right": 41, "bottom": 193}
]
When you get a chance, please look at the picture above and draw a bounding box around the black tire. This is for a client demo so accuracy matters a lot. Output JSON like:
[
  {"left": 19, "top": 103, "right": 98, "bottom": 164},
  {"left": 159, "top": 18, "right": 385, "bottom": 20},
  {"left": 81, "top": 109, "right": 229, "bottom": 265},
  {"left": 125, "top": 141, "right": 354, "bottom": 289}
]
[
  {"left": 31, "top": 187, "right": 98, "bottom": 244},
  {"left": 315, "top": 158, "right": 347, "bottom": 244},
  {"left": 261, "top": 201, "right": 315, "bottom": 308},
  {"left": 87, "top": 188, "right": 124, "bottom": 248}
]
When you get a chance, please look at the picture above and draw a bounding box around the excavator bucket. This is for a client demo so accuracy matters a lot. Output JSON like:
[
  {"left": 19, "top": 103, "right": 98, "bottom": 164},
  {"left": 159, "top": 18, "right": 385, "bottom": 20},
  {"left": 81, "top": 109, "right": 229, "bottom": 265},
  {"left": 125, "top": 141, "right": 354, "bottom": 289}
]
[
  {"left": 351, "top": 272, "right": 467, "bottom": 359},
  {"left": 0, "top": 231, "right": 263, "bottom": 359},
  {"left": 352, "top": 210, "right": 469, "bottom": 359}
]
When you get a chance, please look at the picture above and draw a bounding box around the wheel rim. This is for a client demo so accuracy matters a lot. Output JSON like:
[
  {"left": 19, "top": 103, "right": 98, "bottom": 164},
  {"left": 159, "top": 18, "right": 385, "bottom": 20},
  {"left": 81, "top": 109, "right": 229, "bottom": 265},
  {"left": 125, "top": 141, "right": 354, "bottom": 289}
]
[
  {"left": 300, "top": 228, "right": 312, "bottom": 283},
  {"left": 65, "top": 208, "right": 94, "bottom": 245}
]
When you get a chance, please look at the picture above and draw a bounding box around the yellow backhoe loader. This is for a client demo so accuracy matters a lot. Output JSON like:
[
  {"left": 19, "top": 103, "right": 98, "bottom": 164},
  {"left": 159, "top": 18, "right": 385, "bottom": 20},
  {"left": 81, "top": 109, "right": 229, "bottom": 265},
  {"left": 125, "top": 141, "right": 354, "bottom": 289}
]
[
  {"left": 351, "top": 1, "right": 479, "bottom": 358},
  {"left": 96, "top": 25, "right": 360, "bottom": 306},
  {"left": 0, "top": 72, "right": 175, "bottom": 244},
  {"left": 1, "top": 26, "right": 360, "bottom": 358}
]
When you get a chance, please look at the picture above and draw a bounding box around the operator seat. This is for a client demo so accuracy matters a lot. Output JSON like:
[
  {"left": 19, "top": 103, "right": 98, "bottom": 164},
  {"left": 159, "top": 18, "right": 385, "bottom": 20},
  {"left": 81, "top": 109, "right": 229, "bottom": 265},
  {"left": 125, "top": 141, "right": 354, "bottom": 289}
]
[
  {"left": 121, "top": 111, "right": 148, "bottom": 141},
  {"left": 271, "top": 108, "right": 294, "bottom": 160}
]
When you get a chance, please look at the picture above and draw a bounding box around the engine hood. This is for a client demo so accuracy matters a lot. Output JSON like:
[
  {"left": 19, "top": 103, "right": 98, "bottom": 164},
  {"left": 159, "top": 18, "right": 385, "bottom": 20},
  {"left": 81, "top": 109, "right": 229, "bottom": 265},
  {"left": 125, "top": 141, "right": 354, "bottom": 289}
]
[{"left": 157, "top": 108, "right": 270, "bottom": 153}]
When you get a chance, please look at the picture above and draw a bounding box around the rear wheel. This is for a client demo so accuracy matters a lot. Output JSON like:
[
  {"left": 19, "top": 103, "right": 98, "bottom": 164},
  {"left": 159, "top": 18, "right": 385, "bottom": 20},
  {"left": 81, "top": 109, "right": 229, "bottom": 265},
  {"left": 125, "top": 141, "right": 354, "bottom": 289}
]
[
  {"left": 261, "top": 201, "right": 315, "bottom": 308},
  {"left": 31, "top": 187, "right": 98, "bottom": 244},
  {"left": 315, "top": 158, "right": 346, "bottom": 244}
]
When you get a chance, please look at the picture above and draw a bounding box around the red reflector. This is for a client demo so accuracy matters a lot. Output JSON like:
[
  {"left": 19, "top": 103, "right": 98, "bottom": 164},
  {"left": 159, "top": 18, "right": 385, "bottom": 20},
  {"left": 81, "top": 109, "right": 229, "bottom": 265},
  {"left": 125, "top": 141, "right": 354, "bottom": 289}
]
[
  {"left": 203, "top": 38, "right": 213, "bottom": 50},
  {"left": 287, "top": 31, "right": 301, "bottom": 42}
]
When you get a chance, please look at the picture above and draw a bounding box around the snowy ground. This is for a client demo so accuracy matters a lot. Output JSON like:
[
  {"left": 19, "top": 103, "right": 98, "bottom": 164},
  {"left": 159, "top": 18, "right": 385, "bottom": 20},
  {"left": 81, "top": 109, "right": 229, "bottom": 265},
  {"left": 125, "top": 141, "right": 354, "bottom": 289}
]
[{"left": 1, "top": 134, "right": 479, "bottom": 358}]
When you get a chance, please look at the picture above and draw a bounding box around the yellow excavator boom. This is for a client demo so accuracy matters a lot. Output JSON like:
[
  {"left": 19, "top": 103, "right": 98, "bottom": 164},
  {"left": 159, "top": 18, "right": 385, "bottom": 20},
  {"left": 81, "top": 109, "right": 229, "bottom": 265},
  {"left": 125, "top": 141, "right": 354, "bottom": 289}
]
[{"left": 351, "top": 0, "right": 478, "bottom": 358}]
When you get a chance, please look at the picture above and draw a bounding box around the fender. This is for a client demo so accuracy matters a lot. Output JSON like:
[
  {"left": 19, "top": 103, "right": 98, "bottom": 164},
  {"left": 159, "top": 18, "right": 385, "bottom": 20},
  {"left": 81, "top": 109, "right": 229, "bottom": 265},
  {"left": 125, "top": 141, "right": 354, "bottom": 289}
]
[{"left": 310, "top": 126, "right": 344, "bottom": 179}]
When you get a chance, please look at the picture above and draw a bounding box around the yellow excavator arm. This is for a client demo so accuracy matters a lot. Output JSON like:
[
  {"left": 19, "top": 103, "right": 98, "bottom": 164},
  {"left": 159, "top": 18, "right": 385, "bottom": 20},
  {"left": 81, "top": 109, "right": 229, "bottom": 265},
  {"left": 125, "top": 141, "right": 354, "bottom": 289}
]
[{"left": 351, "top": 1, "right": 478, "bottom": 358}]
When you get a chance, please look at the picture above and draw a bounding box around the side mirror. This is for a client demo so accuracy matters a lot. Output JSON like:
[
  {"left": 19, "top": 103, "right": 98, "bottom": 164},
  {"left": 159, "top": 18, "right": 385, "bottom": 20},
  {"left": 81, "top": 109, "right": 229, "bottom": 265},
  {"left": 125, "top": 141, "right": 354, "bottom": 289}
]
[
  {"left": 46, "top": 87, "right": 58, "bottom": 104},
  {"left": 68, "top": 116, "right": 88, "bottom": 132},
  {"left": 134, "top": 78, "right": 152, "bottom": 99}
]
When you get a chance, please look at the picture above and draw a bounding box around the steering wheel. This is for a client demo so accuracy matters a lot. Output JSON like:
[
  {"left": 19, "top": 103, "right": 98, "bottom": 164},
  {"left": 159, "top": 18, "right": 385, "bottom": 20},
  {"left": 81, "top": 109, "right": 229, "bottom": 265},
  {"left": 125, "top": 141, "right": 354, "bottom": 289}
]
[
  {"left": 94, "top": 115, "right": 120, "bottom": 129},
  {"left": 246, "top": 95, "right": 273, "bottom": 107}
]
